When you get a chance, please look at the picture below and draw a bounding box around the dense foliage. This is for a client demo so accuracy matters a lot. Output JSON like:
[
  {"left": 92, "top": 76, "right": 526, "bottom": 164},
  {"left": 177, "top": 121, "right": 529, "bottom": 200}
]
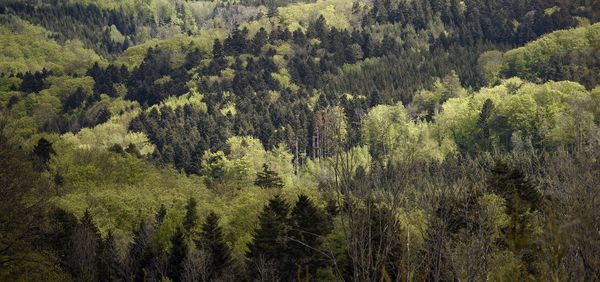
[{"left": 1, "top": 0, "right": 599, "bottom": 280}]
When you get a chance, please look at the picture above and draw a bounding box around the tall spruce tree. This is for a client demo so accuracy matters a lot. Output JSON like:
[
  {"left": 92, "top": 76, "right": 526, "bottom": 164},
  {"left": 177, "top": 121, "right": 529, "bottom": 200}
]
[
  {"left": 124, "top": 219, "right": 154, "bottom": 281},
  {"left": 32, "top": 137, "right": 55, "bottom": 171},
  {"left": 487, "top": 160, "right": 542, "bottom": 272},
  {"left": 247, "top": 195, "right": 291, "bottom": 280},
  {"left": 254, "top": 163, "right": 284, "bottom": 189},
  {"left": 167, "top": 227, "right": 188, "bottom": 282},
  {"left": 288, "top": 195, "right": 332, "bottom": 278},
  {"left": 183, "top": 197, "right": 198, "bottom": 234},
  {"left": 155, "top": 204, "right": 167, "bottom": 227},
  {"left": 97, "top": 230, "right": 122, "bottom": 282},
  {"left": 196, "top": 211, "right": 232, "bottom": 279},
  {"left": 68, "top": 209, "right": 102, "bottom": 282}
]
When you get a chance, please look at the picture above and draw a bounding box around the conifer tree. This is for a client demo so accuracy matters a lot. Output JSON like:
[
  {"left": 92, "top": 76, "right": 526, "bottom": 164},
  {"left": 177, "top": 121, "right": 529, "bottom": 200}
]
[
  {"left": 288, "top": 195, "right": 332, "bottom": 278},
  {"left": 487, "top": 160, "right": 542, "bottom": 270},
  {"left": 124, "top": 219, "right": 154, "bottom": 281},
  {"left": 63, "top": 87, "right": 86, "bottom": 112},
  {"left": 252, "top": 27, "right": 268, "bottom": 55},
  {"left": 69, "top": 209, "right": 102, "bottom": 282},
  {"left": 32, "top": 137, "right": 55, "bottom": 171},
  {"left": 247, "top": 195, "right": 291, "bottom": 279},
  {"left": 477, "top": 99, "right": 495, "bottom": 150},
  {"left": 196, "top": 211, "right": 231, "bottom": 279},
  {"left": 97, "top": 230, "right": 122, "bottom": 282},
  {"left": 155, "top": 204, "right": 167, "bottom": 227},
  {"left": 183, "top": 197, "right": 198, "bottom": 234},
  {"left": 488, "top": 161, "right": 541, "bottom": 214},
  {"left": 167, "top": 227, "right": 188, "bottom": 282},
  {"left": 254, "top": 163, "right": 284, "bottom": 189}
]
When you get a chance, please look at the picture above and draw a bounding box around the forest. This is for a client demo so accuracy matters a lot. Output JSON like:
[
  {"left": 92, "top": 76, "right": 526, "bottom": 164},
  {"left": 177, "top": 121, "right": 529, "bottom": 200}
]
[{"left": 0, "top": 0, "right": 599, "bottom": 281}]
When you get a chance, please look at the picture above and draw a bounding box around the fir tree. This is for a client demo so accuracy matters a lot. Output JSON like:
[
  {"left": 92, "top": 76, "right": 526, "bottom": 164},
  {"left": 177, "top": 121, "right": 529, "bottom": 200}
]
[
  {"left": 155, "top": 204, "right": 167, "bottom": 227},
  {"left": 247, "top": 195, "right": 291, "bottom": 279},
  {"left": 97, "top": 230, "right": 122, "bottom": 282},
  {"left": 68, "top": 209, "right": 102, "bottom": 282},
  {"left": 477, "top": 99, "right": 495, "bottom": 150},
  {"left": 167, "top": 227, "right": 188, "bottom": 282},
  {"left": 124, "top": 219, "right": 154, "bottom": 281},
  {"left": 196, "top": 211, "right": 231, "bottom": 279},
  {"left": 63, "top": 87, "right": 86, "bottom": 112},
  {"left": 32, "top": 137, "right": 55, "bottom": 171},
  {"left": 254, "top": 163, "right": 284, "bottom": 189},
  {"left": 288, "top": 195, "right": 331, "bottom": 278},
  {"left": 252, "top": 27, "right": 268, "bottom": 55},
  {"left": 183, "top": 197, "right": 198, "bottom": 234},
  {"left": 487, "top": 160, "right": 542, "bottom": 263},
  {"left": 487, "top": 161, "right": 542, "bottom": 214}
]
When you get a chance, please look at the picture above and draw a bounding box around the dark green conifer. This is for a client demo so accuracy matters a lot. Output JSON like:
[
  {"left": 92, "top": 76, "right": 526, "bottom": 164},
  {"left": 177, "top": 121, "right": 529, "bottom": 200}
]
[
  {"left": 289, "top": 195, "right": 332, "bottom": 278},
  {"left": 183, "top": 197, "right": 198, "bottom": 234},
  {"left": 247, "top": 195, "right": 291, "bottom": 279},
  {"left": 167, "top": 227, "right": 188, "bottom": 282},
  {"left": 254, "top": 163, "right": 284, "bottom": 189},
  {"left": 97, "top": 230, "right": 122, "bottom": 282},
  {"left": 197, "top": 211, "right": 231, "bottom": 279}
]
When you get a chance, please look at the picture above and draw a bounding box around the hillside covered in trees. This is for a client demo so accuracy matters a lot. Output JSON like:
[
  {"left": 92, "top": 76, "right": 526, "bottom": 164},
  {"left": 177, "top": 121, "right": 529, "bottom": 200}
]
[{"left": 1, "top": 0, "right": 600, "bottom": 281}]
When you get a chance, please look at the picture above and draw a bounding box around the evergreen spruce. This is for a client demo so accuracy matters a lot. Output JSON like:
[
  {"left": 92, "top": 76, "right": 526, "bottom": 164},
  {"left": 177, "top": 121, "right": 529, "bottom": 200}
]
[
  {"left": 68, "top": 209, "right": 102, "bottom": 282},
  {"left": 183, "top": 197, "right": 198, "bottom": 234},
  {"left": 124, "top": 219, "right": 153, "bottom": 281},
  {"left": 32, "top": 138, "right": 55, "bottom": 171},
  {"left": 289, "top": 195, "right": 332, "bottom": 278},
  {"left": 247, "top": 195, "right": 291, "bottom": 279},
  {"left": 197, "top": 211, "right": 232, "bottom": 279},
  {"left": 97, "top": 230, "right": 122, "bottom": 282},
  {"left": 155, "top": 204, "right": 167, "bottom": 227},
  {"left": 167, "top": 227, "right": 188, "bottom": 282},
  {"left": 254, "top": 163, "right": 284, "bottom": 189}
]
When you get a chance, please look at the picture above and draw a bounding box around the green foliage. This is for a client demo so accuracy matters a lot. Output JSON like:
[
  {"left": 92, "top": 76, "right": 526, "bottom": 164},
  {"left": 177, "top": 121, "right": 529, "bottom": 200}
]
[
  {"left": 0, "top": 132, "right": 62, "bottom": 280},
  {"left": 48, "top": 142, "right": 209, "bottom": 246},
  {"left": 0, "top": 15, "right": 104, "bottom": 74},
  {"left": 410, "top": 72, "right": 467, "bottom": 119},
  {"left": 254, "top": 163, "right": 285, "bottom": 188},
  {"left": 246, "top": 195, "right": 291, "bottom": 279},
  {"left": 434, "top": 78, "right": 600, "bottom": 152},
  {"left": 1, "top": 0, "right": 600, "bottom": 280},
  {"left": 167, "top": 227, "right": 187, "bottom": 282},
  {"left": 478, "top": 50, "right": 504, "bottom": 86},
  {"left": 503, "top": 23, "right": 600, "bottom": 88},
  {"left": 362, "top": 103, "right": 455, "bottom": 163},
  {"left": 197, "top": 212, "right": 232, "bottom": 279},
  {"left": 183, "top": 197, "right": 199, "bottom": 234}
]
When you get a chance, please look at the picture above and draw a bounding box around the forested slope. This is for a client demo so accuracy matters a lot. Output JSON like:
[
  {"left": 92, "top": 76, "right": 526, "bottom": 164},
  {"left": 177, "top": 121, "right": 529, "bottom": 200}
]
[{"left": 1, "top": 0, "right": 600, "bottom": 281}]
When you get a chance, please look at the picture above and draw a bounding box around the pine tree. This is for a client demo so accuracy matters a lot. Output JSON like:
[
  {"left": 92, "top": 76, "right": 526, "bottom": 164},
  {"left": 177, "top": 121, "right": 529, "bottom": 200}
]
[
  {"left": 167, "top": 227, "right": 188, "bottom": 282},
  {"left": 19, "top": 71, "right": 45, "bottom": 93},
  {"left": 247, "top": 195, "right": 291, "bottom": 279},
  {"left": 254, "top": 163, "right": 284, "bottom": 189},
  {"left": 487, "top": 160, "right": 542, "bottom": 260},
  {"left": 155, "top": 204, "right": 167, "bottom": 227},
  {"left": 488, "top": 161, "right": 541, "bottom": 214},
  {"left": 124, "top": 219, "right": 154, "bottom": 281},
  {"left": 32, "top": 137, "right": 55, "bottom": 171},
  {"left": 252, "top": 27, "right": 268, "bottom": 55},
  {"left": 477, "top": 99, "right": 494, "bottom": 150},
  {"left": 212, "top": 39, "right": 226, "bottom": 69},
  {"left": 183, "top": 197, "right": 198, "bottom": 234},
  {"left": 63, "top": 87, "right": 87, "bottom": 112},
  {"left": 197, "top": 211, "right": 231, "bottom": 279},
  {"left": 97, "top": 230, "right": 122, "bottom": 282},
  {"left": 69, "top": 209, "right": 102, "bottom": 282},
  {"left": 288, "top": 195, "right": 332, "bottom": 279}
]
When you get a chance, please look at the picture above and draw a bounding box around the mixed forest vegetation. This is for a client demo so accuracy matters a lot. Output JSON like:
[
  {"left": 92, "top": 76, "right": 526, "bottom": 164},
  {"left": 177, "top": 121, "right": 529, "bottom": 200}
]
[{"left": 1, "top": 0, "right": 600, "bottom": 281}]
